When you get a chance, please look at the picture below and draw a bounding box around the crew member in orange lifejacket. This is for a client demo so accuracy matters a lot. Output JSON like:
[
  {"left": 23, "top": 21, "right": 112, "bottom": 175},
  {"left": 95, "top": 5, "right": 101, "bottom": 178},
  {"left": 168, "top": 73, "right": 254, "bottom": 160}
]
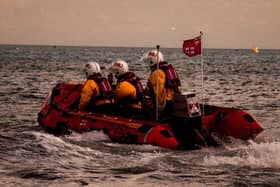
[
  {"left": 109, "top": 59, "right": 144, "bottom": 116},
  {"left": 78, "top": 61, "right": 114, "bottom": 112},
  {"left": 142, "top": 49, "right": 181, "bottom": 118}
]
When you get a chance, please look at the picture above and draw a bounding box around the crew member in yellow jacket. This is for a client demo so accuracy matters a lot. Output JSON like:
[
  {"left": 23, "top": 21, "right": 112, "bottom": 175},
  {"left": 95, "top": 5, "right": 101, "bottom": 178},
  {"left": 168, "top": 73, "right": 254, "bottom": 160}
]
[
  {"left": 142, "top": 49, "right": 181, "bottom": 118},
  {"left": 78, "top": 61, "right": 114, "bottom": 112},
  {"left": 109, "top": 59, "right": 144, "bottom": 115}
]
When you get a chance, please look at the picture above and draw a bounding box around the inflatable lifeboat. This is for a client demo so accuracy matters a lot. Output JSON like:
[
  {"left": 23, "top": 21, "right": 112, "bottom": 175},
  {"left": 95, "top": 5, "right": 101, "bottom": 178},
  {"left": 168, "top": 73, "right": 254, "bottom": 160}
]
[{"left": 37, "top": 83, "right": 263, "bottom": 150}]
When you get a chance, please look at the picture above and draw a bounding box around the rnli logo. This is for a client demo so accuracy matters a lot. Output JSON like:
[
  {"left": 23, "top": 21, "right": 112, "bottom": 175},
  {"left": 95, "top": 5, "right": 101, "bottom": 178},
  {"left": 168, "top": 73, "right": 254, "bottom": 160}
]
[
  {"left": 184, "top": 47, "right": 195, "bottom": 55},
  {"left": 148, "top": 51, "right": 157, "bottom": 57},
  {"left": 113, "top": 62, "right": 123, "bottom": 68},
  {"left": 189, "top": 103, "right": 200, "bottom": 114},
  {"left": 80, "top": 119, "right": 87, "bottom": 126}
]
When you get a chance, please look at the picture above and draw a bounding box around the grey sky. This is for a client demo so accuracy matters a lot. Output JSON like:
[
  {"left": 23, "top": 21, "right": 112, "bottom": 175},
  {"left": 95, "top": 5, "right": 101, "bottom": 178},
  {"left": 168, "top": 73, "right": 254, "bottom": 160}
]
[{"left": 0, "top": 0, "right": 279, "bottom": 49}]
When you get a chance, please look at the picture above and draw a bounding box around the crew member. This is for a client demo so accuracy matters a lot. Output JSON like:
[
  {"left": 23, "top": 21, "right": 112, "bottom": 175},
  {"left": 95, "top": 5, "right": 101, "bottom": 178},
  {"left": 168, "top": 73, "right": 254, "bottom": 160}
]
[
  {"left": 109, "top": 59, "right": 144, "bottom": 116},
  {"left": 78, "top": 61, "right": 114, "bottom": 112},
  {"left": 142, "top": 49, "right": 181, "bottom": 118}
]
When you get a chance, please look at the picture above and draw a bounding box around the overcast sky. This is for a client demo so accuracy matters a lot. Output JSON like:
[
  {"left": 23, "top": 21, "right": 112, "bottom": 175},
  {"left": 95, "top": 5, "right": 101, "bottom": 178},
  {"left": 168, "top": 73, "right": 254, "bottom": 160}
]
[{"left": 0, "top": 0, "right": 279, "bottom": 49}]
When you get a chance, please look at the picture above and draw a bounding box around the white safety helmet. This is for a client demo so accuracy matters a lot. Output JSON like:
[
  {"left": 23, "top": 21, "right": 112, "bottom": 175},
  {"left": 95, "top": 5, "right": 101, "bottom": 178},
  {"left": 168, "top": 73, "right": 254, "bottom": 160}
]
[
  {"left": 142, "top": 49, "right": 164, "bottom": 67},
  {"left": 110, "top": 59, "right": 129, "bottom": 77},
  {"left": 84, "top": 61, "right": 100, "bottom": 77}
]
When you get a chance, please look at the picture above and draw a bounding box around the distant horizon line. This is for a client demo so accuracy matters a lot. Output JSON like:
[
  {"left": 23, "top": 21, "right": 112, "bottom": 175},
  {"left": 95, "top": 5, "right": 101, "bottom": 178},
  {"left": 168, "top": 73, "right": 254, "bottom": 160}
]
[{"left": 0, "top": 43, "right": 278, "bottom": 50}]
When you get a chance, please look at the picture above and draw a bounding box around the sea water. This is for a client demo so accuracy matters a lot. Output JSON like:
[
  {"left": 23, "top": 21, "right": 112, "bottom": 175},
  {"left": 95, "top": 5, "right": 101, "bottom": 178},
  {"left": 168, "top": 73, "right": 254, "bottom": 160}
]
[{"left": 0, "top": 45, "right": 279, "bottom": 186}]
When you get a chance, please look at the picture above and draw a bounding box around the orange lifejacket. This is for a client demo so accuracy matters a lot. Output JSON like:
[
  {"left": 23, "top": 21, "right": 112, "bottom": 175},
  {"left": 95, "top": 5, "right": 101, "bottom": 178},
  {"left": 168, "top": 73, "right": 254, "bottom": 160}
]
[
  {"left": 145, "top": 62, "right": 181, "bottom": 111},
  {"left": 88, "top": 74, "right": 113, "bottom": 101},
  {"left": 152, "top": 62, "right": 181, "bottom": 93},
  {"left": 117, "top": 72, "right": 144, "bottom": 101},
  {"left": 115, "top": 72, "right": 144, "bottom": 109},
  {"left": 79, "top": 74, "right": 113, "bottom": 111}
]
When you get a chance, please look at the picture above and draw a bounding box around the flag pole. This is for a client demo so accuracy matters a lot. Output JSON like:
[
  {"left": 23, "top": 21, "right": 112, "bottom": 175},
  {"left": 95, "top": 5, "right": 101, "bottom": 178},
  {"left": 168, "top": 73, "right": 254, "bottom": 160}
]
[
  {"left": 156, "top": 45, "right": 160, "bottom": 121},
  {"left": 200, "top": 31, "right": 205, "bottom": 116}
]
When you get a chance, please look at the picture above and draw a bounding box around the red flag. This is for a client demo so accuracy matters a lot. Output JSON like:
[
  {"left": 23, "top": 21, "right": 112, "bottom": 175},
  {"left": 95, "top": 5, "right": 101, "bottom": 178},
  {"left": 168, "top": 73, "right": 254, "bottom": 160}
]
[{"left": 182, "top": 35, "right": 201, "bottom": 57}]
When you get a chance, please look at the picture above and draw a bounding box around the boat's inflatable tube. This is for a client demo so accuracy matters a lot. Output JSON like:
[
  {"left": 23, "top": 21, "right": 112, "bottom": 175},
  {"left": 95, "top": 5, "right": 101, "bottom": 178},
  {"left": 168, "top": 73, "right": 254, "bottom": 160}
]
[{"left": 38, "top": 83, "right": 263, "bottom": 149}]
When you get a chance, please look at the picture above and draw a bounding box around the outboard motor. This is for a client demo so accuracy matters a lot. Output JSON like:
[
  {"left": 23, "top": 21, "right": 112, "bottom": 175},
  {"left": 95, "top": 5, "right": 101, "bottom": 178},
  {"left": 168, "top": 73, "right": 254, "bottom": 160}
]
[
  {"left": 173, "top": 92, "right": 201, "bottom": 118},
  {"left": 171, "top": 93, "right": 206, "bottom": 149}
]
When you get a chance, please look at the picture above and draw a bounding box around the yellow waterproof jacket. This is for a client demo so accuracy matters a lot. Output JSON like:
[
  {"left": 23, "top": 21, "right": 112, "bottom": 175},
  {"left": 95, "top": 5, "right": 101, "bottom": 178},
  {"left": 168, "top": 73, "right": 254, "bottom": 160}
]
[
  {"left": 78, "top": 80, "right": 99, "bottom": 111},
  {"left": 115, "top": 81, "right": 142, "bottom": 109},
  {"left": 78, "top": 79, "right": 112, "bottom": 111},
  {"left": 148, "top": 69, "right": 175, "bottom": 111}
]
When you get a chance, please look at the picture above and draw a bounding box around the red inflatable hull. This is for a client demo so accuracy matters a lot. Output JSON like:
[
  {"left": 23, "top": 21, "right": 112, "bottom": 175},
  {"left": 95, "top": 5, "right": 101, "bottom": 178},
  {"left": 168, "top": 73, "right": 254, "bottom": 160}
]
[{"left": 38, "top": 83, "right": 263, "bottom": 150}]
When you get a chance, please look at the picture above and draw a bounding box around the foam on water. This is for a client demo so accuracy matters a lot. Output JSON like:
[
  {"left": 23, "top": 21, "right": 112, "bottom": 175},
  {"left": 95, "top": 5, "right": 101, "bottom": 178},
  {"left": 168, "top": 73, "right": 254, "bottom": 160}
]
[
  {"left": 203, "top": 141, "right": 280, "bottom": 168},
  {"left": 65, "top": 131, "right": 111, "bottom": 142},
  {"left": 31, "top": 131, "right": 103, "bottom": 158}
]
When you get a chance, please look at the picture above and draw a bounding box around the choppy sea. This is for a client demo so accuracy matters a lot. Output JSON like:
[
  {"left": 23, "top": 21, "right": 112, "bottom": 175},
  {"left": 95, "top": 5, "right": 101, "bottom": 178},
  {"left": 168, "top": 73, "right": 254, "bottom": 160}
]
[{"left": 0, "top": 45, "right": 279, "bottom": 187}]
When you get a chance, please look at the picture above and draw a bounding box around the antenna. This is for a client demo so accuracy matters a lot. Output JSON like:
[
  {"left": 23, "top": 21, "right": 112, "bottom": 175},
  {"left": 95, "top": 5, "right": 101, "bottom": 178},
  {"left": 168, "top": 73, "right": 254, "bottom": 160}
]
[{"left": 156, "top": 45, "right": 160, "bottom": 121}]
